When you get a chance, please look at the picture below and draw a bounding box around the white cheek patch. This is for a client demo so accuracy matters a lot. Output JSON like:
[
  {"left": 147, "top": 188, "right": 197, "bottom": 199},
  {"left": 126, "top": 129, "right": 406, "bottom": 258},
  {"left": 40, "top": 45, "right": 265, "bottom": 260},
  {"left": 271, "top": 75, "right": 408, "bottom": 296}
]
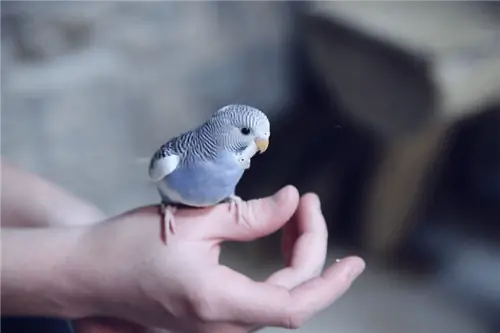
[
  {"left": 233, "top": 142, "right": 258, "bottom": 169},
  {"left": 243, "top": 142, "right": 258, "bottom": 160}
]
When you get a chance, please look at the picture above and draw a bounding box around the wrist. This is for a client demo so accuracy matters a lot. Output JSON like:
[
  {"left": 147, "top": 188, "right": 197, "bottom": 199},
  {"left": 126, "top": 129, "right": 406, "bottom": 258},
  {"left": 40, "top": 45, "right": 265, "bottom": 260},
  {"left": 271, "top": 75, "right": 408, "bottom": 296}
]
[
  {"left": 1, "top": 159, "right": 106, "bottom": 228},
  {"left": 61, "top": 216, "right": 156, "bottom": 320},
  {"left": 1, "top": 227, "right": 91, "bottom": 318}
]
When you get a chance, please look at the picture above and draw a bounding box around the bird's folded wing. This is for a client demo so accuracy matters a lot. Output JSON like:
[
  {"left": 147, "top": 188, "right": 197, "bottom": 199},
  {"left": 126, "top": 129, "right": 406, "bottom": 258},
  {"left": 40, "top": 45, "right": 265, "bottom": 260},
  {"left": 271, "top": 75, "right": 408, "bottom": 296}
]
[{"left": 148, "top": 145, "right": 181, "bottom": 182}]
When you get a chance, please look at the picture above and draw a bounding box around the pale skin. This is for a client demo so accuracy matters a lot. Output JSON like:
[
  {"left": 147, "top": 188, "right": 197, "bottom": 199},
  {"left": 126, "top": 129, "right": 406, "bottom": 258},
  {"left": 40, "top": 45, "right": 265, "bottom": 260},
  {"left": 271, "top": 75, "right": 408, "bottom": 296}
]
[{"left": 1, "top": 158, "right": 366, "bottom": 333}]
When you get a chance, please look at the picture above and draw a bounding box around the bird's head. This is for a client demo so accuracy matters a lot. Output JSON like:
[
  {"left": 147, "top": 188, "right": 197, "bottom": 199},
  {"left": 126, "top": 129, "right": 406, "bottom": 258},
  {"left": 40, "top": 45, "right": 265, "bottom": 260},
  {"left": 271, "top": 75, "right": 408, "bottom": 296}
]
[{"left": 209, "top": 104, "right": 270, "bottom": 154}]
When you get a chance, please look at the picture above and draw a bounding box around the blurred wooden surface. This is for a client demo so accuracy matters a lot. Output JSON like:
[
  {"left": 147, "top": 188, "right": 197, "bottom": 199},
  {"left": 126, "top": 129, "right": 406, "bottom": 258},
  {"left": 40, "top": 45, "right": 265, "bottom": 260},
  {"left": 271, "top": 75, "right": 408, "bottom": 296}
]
[
  {"left": 362, "top": 122, "right": 454, "bottom": 256},
  {"left": 306, "top": 1, "right": 500, "bottom": 136}
]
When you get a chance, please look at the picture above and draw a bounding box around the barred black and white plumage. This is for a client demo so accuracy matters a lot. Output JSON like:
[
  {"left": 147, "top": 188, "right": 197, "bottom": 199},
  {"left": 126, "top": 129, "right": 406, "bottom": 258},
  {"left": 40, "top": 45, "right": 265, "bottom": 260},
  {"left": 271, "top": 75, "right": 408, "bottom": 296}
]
[
  {"left": 149, "top": 104, "right": 269, "bottom": 176},
  {"left": 148, "top": 104, "right": 271, "bottom": 245}
]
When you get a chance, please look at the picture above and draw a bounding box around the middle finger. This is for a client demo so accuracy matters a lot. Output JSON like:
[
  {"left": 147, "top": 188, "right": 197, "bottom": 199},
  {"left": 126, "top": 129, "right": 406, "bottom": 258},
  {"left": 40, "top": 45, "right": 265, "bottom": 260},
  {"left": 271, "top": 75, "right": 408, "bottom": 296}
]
[{"left": 266, "top": 193, "right": 328, "bottom": 289}]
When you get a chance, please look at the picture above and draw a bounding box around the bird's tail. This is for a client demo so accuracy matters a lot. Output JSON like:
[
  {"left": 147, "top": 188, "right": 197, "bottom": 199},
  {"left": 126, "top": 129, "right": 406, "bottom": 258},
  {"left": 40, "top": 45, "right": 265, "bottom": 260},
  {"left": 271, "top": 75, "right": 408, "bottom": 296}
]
[{"left": 135, "top": 157, "right": 150, "bottom": 165}]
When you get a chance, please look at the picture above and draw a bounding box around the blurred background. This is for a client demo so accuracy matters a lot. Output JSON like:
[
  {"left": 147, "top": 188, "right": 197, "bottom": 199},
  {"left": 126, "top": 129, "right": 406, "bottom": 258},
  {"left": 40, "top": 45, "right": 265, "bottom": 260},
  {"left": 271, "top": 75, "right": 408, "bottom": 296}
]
[{"left": 1, "top": 1, "right": 500, "bottom": 333}]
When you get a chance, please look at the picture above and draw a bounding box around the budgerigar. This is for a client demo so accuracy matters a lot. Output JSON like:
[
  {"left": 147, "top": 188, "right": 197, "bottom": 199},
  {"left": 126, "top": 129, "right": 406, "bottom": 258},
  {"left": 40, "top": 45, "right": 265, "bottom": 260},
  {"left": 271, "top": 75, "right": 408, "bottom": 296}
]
[{"left": 148, "top": 104, "right": 270, "bottom": 244}]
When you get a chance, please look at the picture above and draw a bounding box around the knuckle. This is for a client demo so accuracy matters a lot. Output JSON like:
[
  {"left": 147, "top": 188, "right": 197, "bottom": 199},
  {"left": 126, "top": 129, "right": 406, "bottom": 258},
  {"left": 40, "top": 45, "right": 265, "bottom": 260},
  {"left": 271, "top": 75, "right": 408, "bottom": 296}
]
[
  {"left": 280, "top": 301, "right": 306, "bottom": 329},
  {"left": 285, "top": 313, "right": 305, "bottom": 330},
  {"left": 243, "top": 199, "right": 270, "bottom": 230},
  {"left": 242, "top": 201, "right": 256, "bottom": 224}
]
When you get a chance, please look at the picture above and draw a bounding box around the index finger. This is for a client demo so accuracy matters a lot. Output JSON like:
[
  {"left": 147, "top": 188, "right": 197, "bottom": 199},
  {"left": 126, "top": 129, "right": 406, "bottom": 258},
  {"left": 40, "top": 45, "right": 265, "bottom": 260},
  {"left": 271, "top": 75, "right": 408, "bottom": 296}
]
[
  {"left": 176, "top": 186, "right": 300, "bottom": 242},
  {"left": 206, "top": 256, "right": 365, "bottom": 328}
]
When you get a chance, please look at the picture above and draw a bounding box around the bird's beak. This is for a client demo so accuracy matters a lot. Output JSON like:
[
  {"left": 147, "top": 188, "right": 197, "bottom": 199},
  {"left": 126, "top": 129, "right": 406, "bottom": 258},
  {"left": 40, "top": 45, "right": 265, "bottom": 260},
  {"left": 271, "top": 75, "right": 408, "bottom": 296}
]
[{"left": 254, "top": 138, "right": 269, "bottom": 153}]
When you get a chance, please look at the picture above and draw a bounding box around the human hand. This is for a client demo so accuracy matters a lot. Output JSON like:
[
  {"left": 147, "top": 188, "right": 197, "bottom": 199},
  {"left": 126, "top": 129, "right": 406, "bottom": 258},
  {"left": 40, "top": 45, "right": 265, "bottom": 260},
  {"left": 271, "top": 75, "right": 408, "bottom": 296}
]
[
  {"left": 0, "top": 159, "right": 106, "bottom": 228},
  {"left": 69, "top": 186, "right": 365, "bottom": 333}
]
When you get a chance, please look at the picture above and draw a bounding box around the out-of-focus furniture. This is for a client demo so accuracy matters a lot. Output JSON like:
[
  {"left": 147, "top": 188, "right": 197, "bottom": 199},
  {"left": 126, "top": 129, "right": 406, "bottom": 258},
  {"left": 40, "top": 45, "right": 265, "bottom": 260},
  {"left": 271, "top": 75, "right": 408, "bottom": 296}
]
[
  {"left": 303, "top": 1, "right": 500, "bottom": 256},
  {"left": 294, "top": 2, "right": 500, "bottom": 330}
]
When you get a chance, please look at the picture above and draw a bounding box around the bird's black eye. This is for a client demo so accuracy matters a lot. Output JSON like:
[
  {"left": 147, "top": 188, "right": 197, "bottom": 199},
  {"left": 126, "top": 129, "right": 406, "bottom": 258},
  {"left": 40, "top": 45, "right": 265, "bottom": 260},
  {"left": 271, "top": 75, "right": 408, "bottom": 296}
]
[{"left": 240, "top": 127, "right": 251, "bottom": 135}]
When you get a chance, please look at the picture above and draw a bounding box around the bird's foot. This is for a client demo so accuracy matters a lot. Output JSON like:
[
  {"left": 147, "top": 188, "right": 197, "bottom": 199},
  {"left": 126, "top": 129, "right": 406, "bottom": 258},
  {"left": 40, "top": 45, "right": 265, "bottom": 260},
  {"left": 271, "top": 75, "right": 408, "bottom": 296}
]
[
  {"left": 227, "top": 195, "right": 245, "bottom": 225},
  {"left": 160, "top": 203, "right": 177, "bottom": 245}
]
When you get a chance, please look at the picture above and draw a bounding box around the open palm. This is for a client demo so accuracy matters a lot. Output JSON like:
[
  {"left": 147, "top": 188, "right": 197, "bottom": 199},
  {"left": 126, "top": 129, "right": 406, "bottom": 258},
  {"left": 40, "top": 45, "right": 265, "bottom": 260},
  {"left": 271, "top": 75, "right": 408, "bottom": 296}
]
[{"left": 73, "top": 186, "right": 365, "bottom": 333}]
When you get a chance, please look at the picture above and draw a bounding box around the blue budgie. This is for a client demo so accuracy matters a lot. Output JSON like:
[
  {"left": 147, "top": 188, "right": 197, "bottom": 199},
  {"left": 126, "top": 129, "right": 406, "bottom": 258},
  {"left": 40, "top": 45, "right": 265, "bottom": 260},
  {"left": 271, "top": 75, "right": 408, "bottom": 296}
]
[{"left": 148, "top": 104, "right": 270, "bottom": 244}]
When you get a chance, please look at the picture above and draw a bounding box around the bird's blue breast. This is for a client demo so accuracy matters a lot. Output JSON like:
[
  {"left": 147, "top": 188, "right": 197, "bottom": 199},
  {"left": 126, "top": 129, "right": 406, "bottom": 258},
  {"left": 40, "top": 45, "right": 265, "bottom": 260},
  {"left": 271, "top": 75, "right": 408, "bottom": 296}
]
[{"left": 157, "top": 152, "right": 245, "bottom": 207}]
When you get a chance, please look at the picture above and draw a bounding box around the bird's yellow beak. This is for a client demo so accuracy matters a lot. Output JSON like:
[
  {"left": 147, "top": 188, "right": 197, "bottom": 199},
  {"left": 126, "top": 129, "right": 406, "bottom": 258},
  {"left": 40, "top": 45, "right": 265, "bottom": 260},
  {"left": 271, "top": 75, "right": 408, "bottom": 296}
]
[{"left": 255, "top": 138, "right": 269, "bottom": 153}]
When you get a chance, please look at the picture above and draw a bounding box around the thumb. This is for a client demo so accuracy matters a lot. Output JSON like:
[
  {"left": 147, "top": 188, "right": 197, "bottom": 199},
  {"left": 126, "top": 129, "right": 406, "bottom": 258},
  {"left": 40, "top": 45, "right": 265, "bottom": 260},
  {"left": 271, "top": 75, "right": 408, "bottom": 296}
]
[{"left": 201, "top": 185, "right": 300, "bottom": 242}]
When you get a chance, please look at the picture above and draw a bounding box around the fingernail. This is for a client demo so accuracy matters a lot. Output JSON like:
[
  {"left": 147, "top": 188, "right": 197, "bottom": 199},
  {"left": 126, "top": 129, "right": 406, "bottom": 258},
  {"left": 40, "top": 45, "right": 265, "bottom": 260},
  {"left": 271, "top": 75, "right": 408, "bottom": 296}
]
[
  {"left": 335, "top": 258, "right": 341, "bottom": 263},
  {"left": 347, "top": 262, "right": 365, "bottom": 280}
]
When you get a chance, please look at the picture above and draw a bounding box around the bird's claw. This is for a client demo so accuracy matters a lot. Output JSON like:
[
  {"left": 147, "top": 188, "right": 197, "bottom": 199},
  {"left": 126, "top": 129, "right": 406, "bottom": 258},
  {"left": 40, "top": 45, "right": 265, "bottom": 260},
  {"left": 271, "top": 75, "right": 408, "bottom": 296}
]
[
  {"left": 228, "top": 195, "right": 245, "bottom": 226},
  {"left": 160, "top": 203, "right": 177, "bottom": 245}
]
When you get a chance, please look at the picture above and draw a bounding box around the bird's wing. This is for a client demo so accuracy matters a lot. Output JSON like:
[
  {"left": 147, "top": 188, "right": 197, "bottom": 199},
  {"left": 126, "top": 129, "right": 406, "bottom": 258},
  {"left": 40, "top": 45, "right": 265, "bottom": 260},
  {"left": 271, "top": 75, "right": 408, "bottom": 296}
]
[{"left": 148, "top": 143, "right": 181, "bottom": 182}]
